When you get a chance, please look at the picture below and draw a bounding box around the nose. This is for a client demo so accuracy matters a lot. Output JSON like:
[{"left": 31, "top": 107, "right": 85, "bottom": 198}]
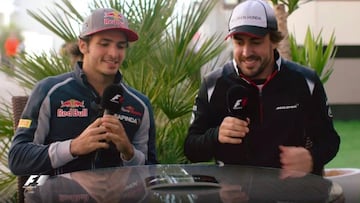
[
  {"left": 242, "top": 43, "right": 252, "bottom": 57},
  {"left": 108, "top": 45, "right": 120, "bottom": 57}
]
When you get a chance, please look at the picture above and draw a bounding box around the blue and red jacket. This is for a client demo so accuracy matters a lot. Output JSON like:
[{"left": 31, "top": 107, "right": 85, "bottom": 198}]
[{"left": 9, "top": 62, "right": 157, "bottom": 176}]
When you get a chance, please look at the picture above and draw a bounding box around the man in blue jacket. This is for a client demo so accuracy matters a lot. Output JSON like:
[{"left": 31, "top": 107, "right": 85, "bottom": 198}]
[
  {"left": 184, "top": 0, "right": 340, "bottom": 176},
  {"left": 9, "top": 8, "right": 157, "bottom": 176}
]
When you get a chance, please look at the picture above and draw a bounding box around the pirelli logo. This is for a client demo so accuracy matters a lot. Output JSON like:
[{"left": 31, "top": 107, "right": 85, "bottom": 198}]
[{"left": 18, "top": 119, "right": 32, "bottom": 128}]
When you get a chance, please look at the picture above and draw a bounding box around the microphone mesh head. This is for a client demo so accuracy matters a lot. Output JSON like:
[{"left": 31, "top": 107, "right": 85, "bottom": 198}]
[
  {"left": 226, "top": 85, "right": 249, "bottom": 119},
  {"left": 101, "top": 84, "right": 124, "bottom": 114}
]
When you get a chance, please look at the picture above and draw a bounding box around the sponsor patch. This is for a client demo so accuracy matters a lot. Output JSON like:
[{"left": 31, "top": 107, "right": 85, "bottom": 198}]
[
  {"left": 57, "top": 99, "right": 88, "bottom": 117},
  {"left": 275, "top": 104, "right": 299, "bottom": 111},
  {"left": 18, "top": 119, "right": 32, "bottom": 128},
  {"left": 122, "top": 106, "right": 142, "bottom": 116}
]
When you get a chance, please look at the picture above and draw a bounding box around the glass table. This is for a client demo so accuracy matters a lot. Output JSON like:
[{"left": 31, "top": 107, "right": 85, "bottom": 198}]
[{"left": 24, "top": 164, "right": 344, "bottom": 203}]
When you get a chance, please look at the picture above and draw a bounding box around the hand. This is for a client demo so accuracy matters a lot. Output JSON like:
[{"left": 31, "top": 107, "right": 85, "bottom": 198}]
[
  {"left": 218, "top": 116, "right": 249, "bottom": 144},
  {"left": 220, "top": 183, "right": 249, "bottom": 203},
  {"left": 70, "top": 118, "right": 110, "bottom": 156},
  {"left": 100, "top": 115, "right": 134, "bottom": 160},
  {"left": 279, "top": 145, "right": 313, "bottom": 179}
]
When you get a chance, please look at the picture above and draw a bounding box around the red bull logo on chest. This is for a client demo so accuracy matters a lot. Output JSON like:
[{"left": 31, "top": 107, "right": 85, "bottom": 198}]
[{"left": 57, "top": 99, "right": 88, "bottom": 117}]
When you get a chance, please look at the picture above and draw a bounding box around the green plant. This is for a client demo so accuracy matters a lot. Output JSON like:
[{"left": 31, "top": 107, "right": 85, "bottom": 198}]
[
  {"left": 0, "top": 102, "right": 17, "bottom": 202},
  {"left": 289, "top": 26, "right": 337, "bottom": 84},
  {"left": 269, "top": 0, "right": 311, "bottom": 15}
]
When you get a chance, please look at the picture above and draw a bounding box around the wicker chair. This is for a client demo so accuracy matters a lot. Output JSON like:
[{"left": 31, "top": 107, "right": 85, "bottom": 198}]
[{"left": 11, "top": 96, "right": 29, "bottom": 203}]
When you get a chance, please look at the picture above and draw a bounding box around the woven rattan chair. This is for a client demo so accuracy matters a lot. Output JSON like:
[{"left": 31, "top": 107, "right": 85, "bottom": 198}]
[{"left": 11, "top": 95, "right": 29, "bottom": 203}]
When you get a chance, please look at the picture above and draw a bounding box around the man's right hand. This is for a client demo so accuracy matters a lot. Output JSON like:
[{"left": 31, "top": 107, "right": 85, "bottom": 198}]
[
  {"left": 70, "top": 118, "right": 110, "bottom": 156},
  {"left": 218, "top": 116, "right": 249, "bottom": 144}
]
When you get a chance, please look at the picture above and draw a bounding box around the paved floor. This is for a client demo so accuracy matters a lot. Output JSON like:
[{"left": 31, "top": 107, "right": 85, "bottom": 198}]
[{"left": 0, "top": 71, "right": 28, "bottom": 103}]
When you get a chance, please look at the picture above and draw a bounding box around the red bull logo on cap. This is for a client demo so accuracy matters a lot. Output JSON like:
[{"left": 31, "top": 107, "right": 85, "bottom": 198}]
[
  {"left": 103, "top": 11, "right": 126, "bottom": 27},
  {"left": 57, "top": 99, "right": 88, "bottom": 117}
]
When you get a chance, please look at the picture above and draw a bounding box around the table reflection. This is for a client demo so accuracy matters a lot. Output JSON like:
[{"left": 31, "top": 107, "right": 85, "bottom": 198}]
[{"left": 24, "top": 164, "right": 342, "bottom": 203}]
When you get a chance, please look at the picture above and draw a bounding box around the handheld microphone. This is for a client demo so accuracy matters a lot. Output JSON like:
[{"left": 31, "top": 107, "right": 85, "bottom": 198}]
[
  {"left": 96, "top": 84, "right": 124, "bottom": 166},
  {"left": 226, "top": 85, "right": 251, "bottom": 161},
  {"left": 226, "top": 85, "right": 249, "bottom": 120},
  {"left": 101, "top": 84, "right": 124, "bottom": 115}
]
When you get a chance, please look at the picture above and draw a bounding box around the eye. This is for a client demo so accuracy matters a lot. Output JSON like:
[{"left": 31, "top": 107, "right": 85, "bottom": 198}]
[
  {"left": 98, "top": 41, "right": 110, "bottom": 47},
  {"left": 117, "top": 41, "right": 129, "bottom": 49},
  {"left": 234, "top": 39, "right": 244, "bottom": 45},
  {"left": 251, "top": 39, "right": 263, "bottom": 45}
]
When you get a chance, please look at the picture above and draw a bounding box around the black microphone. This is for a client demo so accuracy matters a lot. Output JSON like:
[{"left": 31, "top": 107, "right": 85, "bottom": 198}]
[
  {"left": 95, "top": 84, "right": 124, "bottom": 166},
  {"left": 226, "top": 85, "right": 251, "bottom": 161},
  {"left": 226, "top": 85, "right": 249, "bottom": 120},
  {"left": 101, "top": 84, "right": 124, "bottom": 115}
]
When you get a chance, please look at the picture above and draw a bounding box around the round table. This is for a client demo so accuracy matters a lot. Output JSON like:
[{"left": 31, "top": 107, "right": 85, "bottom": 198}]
[{"left": 24, "top": 164, "right": 344, "bottom": 203}]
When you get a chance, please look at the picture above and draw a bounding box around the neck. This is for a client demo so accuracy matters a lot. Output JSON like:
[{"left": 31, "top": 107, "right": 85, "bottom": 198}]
[{"left": 83, "top": 70, "right": 114, "bottom": 96}]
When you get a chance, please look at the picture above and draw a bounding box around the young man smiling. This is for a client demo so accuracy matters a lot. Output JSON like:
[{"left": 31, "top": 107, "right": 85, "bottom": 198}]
[
  {"left": 9, "top": 8, "right": 157, "bottom": 176},
  {"left": 184, "top": 0, "right": 340, "bottom": 177}
]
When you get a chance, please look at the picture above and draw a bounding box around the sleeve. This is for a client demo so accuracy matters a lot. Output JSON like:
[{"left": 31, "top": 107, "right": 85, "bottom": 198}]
[
  {"left": 306, "top": 75, "right": 340, "bottom": 175},
  {"left": 122, "top": 96, "right": 155, "bottom": 166},
  {"left": 8, "top": 80, "right": 76, "bottom": 176},
  {"left": 184, "top": 79, "right": 220, "bottom": 163},
  {"left": 8, "top": 81, "right": 53, "bottom": 176},
  {"left": 145, "top": 100, "right": 158, "bottom": 164}
]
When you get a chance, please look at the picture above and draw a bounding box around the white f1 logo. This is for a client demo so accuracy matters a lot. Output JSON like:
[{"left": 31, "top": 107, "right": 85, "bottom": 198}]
[
  {"left": 233, "top": 99, "right": 244, "bottom": 110},
  {"left": 110, "top": 94, "right": 122, "bottom": 104}
]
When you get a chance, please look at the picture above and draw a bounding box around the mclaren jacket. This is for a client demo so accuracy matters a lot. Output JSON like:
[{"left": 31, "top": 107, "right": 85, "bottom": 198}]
[
  {"left": 9, "top": 62, "right": 157, "bottom": 176},
  {"left": 184, "top": 53, "right": 340, "bottom": 175}
]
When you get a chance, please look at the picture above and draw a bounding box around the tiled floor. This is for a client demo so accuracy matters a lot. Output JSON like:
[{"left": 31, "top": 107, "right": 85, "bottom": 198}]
[{"left": 0, "top": 71, "right": 28, "bottom": 103}]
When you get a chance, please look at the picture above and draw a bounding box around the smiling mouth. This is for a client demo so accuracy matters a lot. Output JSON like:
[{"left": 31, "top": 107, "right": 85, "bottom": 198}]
[
  {"left": 241, "top": 59, "right": 258, "bottom": 67},
  {"left": 104, "top": 60, "right": 119, "bottom": 65}
]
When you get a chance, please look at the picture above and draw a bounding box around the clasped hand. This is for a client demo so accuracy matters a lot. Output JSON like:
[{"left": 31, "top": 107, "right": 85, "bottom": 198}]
[
  {"left": 219, "top": 116, "right": 249, "bottom": 144},
  {"left": 70, "top": 115, "right": 134, "bottom": 160},
  {"left": 218, "top": 116, "right": 313, "bottom": 177}
]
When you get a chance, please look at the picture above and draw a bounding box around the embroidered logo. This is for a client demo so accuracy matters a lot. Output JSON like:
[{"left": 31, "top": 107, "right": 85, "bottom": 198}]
[
  {"left": 18, "top": 119, "right": 32, "bottom": 128},
  {"left": 121, "top": 106, "right": 142, "bottom": 116},
  {"left": 119, "top": 105, "right": 142, "bottom": 125},
  {"left": 275, "top": 103, "right": 299, "bottom": 111},
  {"left": 57, "top": 99, "right": 88, "bottom": 117}
]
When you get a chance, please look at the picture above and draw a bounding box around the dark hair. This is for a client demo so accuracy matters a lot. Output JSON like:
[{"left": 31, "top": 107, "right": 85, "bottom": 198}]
[
  {"left": 69, "top": 42, "right": 83, "bottom": 60},
  {"left": 66, "top": 36, "right": 93, "bottom": 61},
  {"left": 269, "top": 30, "right": 284, "bottom": 44}
]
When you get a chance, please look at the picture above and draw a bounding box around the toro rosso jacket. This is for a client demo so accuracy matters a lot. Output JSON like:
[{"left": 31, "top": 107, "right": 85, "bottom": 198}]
[
  {"left": 184, "top": 52, "right": 340, "bottom": 175},
  {"left": 9, "top": 62, "right": 157, "bottom": 176}
]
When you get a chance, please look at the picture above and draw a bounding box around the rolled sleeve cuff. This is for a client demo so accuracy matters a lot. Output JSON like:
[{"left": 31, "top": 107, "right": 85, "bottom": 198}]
[
  {"left": 49, "top": 140, "right": 77, "bottom": 168},
  {"left": 121, "top": 147, "right": 145, "bottom": 166}
]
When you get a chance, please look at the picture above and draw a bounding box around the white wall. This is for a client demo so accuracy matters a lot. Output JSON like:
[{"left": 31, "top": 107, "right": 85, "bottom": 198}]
[
  {"left": 288, "top": 1, "right": 360, "bottom": 104},
  {"left": 288, "top": 1, "right": 360, "bottom": 45}
]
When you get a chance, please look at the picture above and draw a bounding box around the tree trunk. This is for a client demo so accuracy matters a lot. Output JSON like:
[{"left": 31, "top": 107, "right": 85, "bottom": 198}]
[{"left": 273, "top": 4, "right": 291, "bottom": 60}]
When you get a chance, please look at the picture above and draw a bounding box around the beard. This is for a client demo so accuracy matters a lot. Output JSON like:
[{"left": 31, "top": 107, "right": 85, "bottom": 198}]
[{"left": 236, "top": 52, "right": 274, "bottom": 79}]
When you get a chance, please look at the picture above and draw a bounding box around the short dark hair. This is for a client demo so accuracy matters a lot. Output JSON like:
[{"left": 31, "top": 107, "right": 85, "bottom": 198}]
[{"left": 269, "top": 30, "right": 284, "bottom": 44}]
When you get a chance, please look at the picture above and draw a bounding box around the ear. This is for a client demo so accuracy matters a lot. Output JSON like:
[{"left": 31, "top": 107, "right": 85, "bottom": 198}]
[
  {"left": 271, "top": 41, "right": 279, "bottom": 50},
  {"left": 78, "top": 39, "right": 88, "bottom": 54}
]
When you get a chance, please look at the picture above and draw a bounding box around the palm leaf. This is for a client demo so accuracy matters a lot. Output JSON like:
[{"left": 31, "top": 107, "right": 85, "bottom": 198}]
[{"left": 289, "top": 26, "right": 337, "bottom": 83}]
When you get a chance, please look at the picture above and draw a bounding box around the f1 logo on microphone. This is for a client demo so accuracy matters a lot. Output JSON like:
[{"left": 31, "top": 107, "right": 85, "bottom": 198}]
[
  {"left": 233, "top": 98, "right": 248, "bottom": 110},
  {"left": 110, "top": 94, "right": 124, "bottom": 104}
]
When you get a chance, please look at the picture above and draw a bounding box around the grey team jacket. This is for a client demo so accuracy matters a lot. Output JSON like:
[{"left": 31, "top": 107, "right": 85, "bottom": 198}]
[
  {"left": 8, "top": 62, "right": 157, "bottom": 176},
  {"left": 184, "top": 52, "right": 340, "bottom": 175}
]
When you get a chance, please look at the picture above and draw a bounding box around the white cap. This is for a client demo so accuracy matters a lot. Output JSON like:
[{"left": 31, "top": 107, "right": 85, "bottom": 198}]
[{"left": 226, "top": 0, "right": 277, "bottom": 39}]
